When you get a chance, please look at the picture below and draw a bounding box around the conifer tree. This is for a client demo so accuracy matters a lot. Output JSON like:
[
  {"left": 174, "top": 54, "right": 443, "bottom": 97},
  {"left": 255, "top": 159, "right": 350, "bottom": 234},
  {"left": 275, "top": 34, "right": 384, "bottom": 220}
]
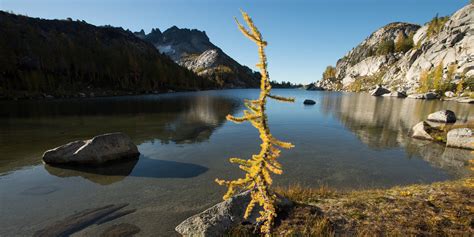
[
  {"left": 418, "top": 69, "right": 430, "bottom": 93},
  {"left": 395, "top": 31, "right": 405, "bottom": 52},
  {"left": 433, "top": 62, "right": 444, "bottom": 92},
  {"left": 215, "top": 10, "right": 294, "bottom": 235}
]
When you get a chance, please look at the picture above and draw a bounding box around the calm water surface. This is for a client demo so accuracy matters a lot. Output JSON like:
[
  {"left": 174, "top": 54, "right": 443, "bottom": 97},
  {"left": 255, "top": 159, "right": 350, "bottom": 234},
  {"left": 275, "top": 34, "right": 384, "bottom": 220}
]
[{"left": 0, "top": 89, "right": 473, "bottom": 236}]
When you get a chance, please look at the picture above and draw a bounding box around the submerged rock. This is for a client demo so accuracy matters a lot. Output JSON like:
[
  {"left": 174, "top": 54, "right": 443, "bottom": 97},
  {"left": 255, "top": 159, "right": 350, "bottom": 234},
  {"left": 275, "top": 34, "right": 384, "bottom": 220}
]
[
  {"left": 410, "top": 122, "right": 434, "bottom": 141},
  {"left": 42, "top": 133, "right": 139, "bottom": 165},
  {"left": 427, "top": 110, "right": 456, "bottom": 123},
  {"left": 303, "top": 99, "right": 316, "bottom": 105},
  {"left": 34, "top": 203, "right": 132, "bottom": 237},
  {"left": 446, "top": 128, "right": 474, "bottom": 150},
  {"left": 100, "top": 223, "right": 141, "bottom": 237},
  {"left": 175, "top": 191, "right": 292, "bottom": 236},
  {"left": 457, "top": 97, "right": 474, "bottom": 104},
  {"left": 370, "top": 86, "right": 390, "bottom": 96}
]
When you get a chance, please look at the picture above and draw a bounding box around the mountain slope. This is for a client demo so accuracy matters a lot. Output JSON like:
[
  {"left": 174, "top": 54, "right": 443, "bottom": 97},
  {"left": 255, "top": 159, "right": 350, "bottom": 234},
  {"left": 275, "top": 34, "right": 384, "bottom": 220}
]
[
  {"left": 135, "top": 26, "right": 260, "bottom": 88},
  {"left": 315, "top": 4, "right": 473, "bottom": 94},
  {"left": 0, "top": 12, "right": 216, "bottom": 99}
]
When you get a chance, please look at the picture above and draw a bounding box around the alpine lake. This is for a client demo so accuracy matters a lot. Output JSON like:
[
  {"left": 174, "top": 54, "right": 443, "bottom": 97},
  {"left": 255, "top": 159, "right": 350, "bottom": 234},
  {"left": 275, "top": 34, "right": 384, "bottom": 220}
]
[{"left": 0, "top": 89, "right": 472, "bottom": 236}]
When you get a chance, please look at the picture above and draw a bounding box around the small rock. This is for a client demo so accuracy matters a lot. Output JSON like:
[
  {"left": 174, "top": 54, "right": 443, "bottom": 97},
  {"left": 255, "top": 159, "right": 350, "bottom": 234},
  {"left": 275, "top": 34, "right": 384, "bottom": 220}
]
[
  {"left": 382, "top": 90, "right": 407, "bottom": 98},
  {"left": 78, "top": 92, "right": 86, "bottom": 98},
  {"left": 427, "top": 110, "right": 456, "bottom": 123},
  {"left": 303, "top": 99, "right": 316, "bottom": 105},
  {"left": 175, "top": 191, "right": 292, "bottom": 237},
  {"left": 43, "top": 133, "right": 140, "bottom": 165},
  {"left": 410, "top": 121, "right": 434, "bottom": 140},
  {"left": 446, "top": 128, "right": 474, "bottom": 150},
  {"left": 370, "top": 86, "right": 390, "bottom": 96},
  {"left": 444, "top": 91, "right": 455, "bottom": 98},
  {"left": 408, "top": 92, "right": 440, "bottom": 100}
]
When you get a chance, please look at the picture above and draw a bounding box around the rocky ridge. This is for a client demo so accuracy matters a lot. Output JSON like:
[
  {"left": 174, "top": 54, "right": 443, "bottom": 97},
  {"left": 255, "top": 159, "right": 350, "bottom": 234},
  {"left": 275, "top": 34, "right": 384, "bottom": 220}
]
[{"left": 313, "top": 4, "right": 473, "bottom": 95}]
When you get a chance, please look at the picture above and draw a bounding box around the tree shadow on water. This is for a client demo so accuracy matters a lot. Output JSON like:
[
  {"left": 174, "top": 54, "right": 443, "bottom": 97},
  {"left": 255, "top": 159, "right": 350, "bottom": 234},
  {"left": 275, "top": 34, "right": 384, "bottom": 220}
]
[{"left": 44, "top": 155, "right": 208, "bottom": 185}]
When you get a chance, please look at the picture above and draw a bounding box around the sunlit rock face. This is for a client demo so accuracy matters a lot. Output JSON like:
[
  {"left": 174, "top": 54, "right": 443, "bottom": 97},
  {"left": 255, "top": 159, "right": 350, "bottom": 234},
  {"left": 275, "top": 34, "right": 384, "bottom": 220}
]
[
  {"left": 134, "top": 27, "right": 260, "bottom": 88},
  {"left": 316, "top": 4, "right": 473, "bottom": 93}
]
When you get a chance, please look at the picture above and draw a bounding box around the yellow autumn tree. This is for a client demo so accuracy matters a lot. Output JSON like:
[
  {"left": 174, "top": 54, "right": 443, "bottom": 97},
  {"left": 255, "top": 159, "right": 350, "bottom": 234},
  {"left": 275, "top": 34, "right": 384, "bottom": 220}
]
[
  {"left": 432, "top": 61, "right": 444, "bottom": 92},
  {"left": 418, "top": 69, "right": 430, "bottom": 93},
  {"left": 215, "top": 10, "right": 295, "bottom": 235}
]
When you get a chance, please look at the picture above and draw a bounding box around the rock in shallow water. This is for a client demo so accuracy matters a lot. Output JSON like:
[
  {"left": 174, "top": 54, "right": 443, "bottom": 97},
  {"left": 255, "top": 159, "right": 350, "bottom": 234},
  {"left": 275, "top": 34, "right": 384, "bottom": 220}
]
[
  {"left": 427, "top": 110, "right": 456, "bottom": 123},
  {"left": 407, "top": 92, "right": 440, "bottom": 100},
  {"left": 446, "top": 128, "right": 474, "bottom": 150},
  {"left": 410, "top": 122, "right": 434, "bottom": 141},
  {"left": 175, "top": 191, "right": 293, "bottom": 236},
  {"left": 370, "top": 86, "right": 390, "bottom": 96},
  {"left": 303, "top": 99, "right": 316, "bottom": 105},
  {"left": 42, "top": 133, "right": 139, "bottom": 165}
]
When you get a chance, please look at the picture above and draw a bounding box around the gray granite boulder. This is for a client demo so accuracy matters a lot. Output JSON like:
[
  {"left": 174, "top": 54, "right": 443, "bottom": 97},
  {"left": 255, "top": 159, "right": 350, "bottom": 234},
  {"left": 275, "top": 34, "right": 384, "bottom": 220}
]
[
  {"left": 427, "top": 110, "right": 456, "bottom": 123},
  {"left": 409, "top": 122, "right": 434, "bottom": 140},
  {"left": 444, "top": 91, "right": 455, "bottom": 98},
  {"left": 370, "top": 86, "right": 390, "bottom": 96},
  {"left": 43, "top": 133, "right": 139, "bottom": 165},
  {"left": 446, "top": 128, "right": 474, "bottom": 150},
  {"left": 175, "top": 191, "right": 292, "bottom": 236}
]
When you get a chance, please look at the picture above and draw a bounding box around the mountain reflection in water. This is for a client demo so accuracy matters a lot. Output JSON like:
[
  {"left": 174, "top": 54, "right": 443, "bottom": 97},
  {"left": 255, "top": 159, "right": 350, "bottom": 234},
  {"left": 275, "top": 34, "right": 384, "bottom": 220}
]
[
  {"left": 44, "top": 156, "right": 208, "bottom": 185},
  {"left": 0, "top": 93, "right": 238, "bottom": 174},
  {"left": 320, "top": 92, "right": 473, "bottom": 176}
]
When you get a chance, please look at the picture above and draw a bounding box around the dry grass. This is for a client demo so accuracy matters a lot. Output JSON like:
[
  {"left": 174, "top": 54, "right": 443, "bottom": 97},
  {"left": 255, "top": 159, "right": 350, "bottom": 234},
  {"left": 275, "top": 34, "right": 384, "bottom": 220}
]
[{"left": 230, "top": 178, "right": 473, "bottom": 236}]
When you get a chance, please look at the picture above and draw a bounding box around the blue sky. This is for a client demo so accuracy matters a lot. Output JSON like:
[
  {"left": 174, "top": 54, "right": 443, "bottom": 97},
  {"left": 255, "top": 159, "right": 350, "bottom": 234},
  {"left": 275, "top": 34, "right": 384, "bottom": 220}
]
[{"left": 1, "top": 0, "right": 469, "bottom": 84}]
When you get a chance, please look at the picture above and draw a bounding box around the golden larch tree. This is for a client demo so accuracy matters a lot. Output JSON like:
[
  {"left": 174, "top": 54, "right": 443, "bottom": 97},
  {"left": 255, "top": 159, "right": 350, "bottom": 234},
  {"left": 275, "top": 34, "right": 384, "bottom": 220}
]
[{"left": 215, "top": 10, "right": 295, "bottom": 235}]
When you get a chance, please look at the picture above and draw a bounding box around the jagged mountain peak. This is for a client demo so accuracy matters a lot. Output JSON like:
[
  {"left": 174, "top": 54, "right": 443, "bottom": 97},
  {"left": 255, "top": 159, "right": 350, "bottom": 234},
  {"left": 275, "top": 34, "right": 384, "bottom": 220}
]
[{"left": 134, "top": 25, "right": 259, "bottom": 88}]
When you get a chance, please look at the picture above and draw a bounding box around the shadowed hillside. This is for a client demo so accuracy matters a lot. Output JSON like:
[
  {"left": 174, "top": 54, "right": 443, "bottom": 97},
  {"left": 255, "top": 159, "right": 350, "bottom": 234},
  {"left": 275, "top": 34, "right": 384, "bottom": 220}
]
[{"left": 0, "top": 11, "right": 216, "bottom": 99}]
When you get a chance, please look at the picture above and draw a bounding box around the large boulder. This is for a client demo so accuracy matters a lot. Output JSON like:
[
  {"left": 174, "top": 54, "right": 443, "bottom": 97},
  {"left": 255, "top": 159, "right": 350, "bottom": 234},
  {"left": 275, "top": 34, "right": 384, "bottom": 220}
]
[
  {"left": 446, "top": 128, "right": 474, "bottom": 150},
  {"left": 303, "top": 99, "right": 316, "bottom": 105},
  {"left": 175, "top": 191, "right": 292, "bottom": 236},
  {"left": 409, "top": 122, "right": 434, "bottom": 141},
  {"left": 43, "top": 133, "right": 139, "bottom": 165},
  {"left": 427, "top": 110, "right": 456, "bottom": 123},
  {"left": 370, "top": 86, "right": 390, "bottom": 96}
]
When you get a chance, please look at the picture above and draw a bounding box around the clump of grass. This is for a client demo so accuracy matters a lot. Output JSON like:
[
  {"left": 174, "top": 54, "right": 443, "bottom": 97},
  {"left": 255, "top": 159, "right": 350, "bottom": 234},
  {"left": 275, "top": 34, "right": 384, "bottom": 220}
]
[
  {"left": 229, "top": 179, "right": 473, "bottom": 236},
  {"left": 269, "top": 178, "right": 474, "bottom": 236}
]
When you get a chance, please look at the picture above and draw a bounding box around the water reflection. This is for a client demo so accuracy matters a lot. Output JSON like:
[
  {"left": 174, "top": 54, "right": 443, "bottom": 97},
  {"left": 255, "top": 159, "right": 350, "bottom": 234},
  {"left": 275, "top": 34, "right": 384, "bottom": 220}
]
[
  {"left": 0, "top": 93, "right": 237, "bottom": 173},
  {"left": 321, "top": 92, "right": 473, "bottom": 176},
  {"left": 44, "top": 156, "right": 208, "bottom": 185}
]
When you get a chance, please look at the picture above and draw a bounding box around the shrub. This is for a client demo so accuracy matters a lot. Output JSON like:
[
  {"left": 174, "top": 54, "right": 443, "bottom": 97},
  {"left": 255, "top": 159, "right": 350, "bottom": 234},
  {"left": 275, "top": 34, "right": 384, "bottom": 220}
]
[
  {"left": 426, "top": 14, "right": 449, "bottom": 38},
  {"left": 418, "top": 69, "right": 431, "bottom": 93},
  {"left": 395, "top": 32, "right": 414, "bottom": 53},
  {"left": 322, "top": 66, "right": 336, "bottom": 80},
  {"left": 376, "top": 38, "right": 395, "bottom": 55}
]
